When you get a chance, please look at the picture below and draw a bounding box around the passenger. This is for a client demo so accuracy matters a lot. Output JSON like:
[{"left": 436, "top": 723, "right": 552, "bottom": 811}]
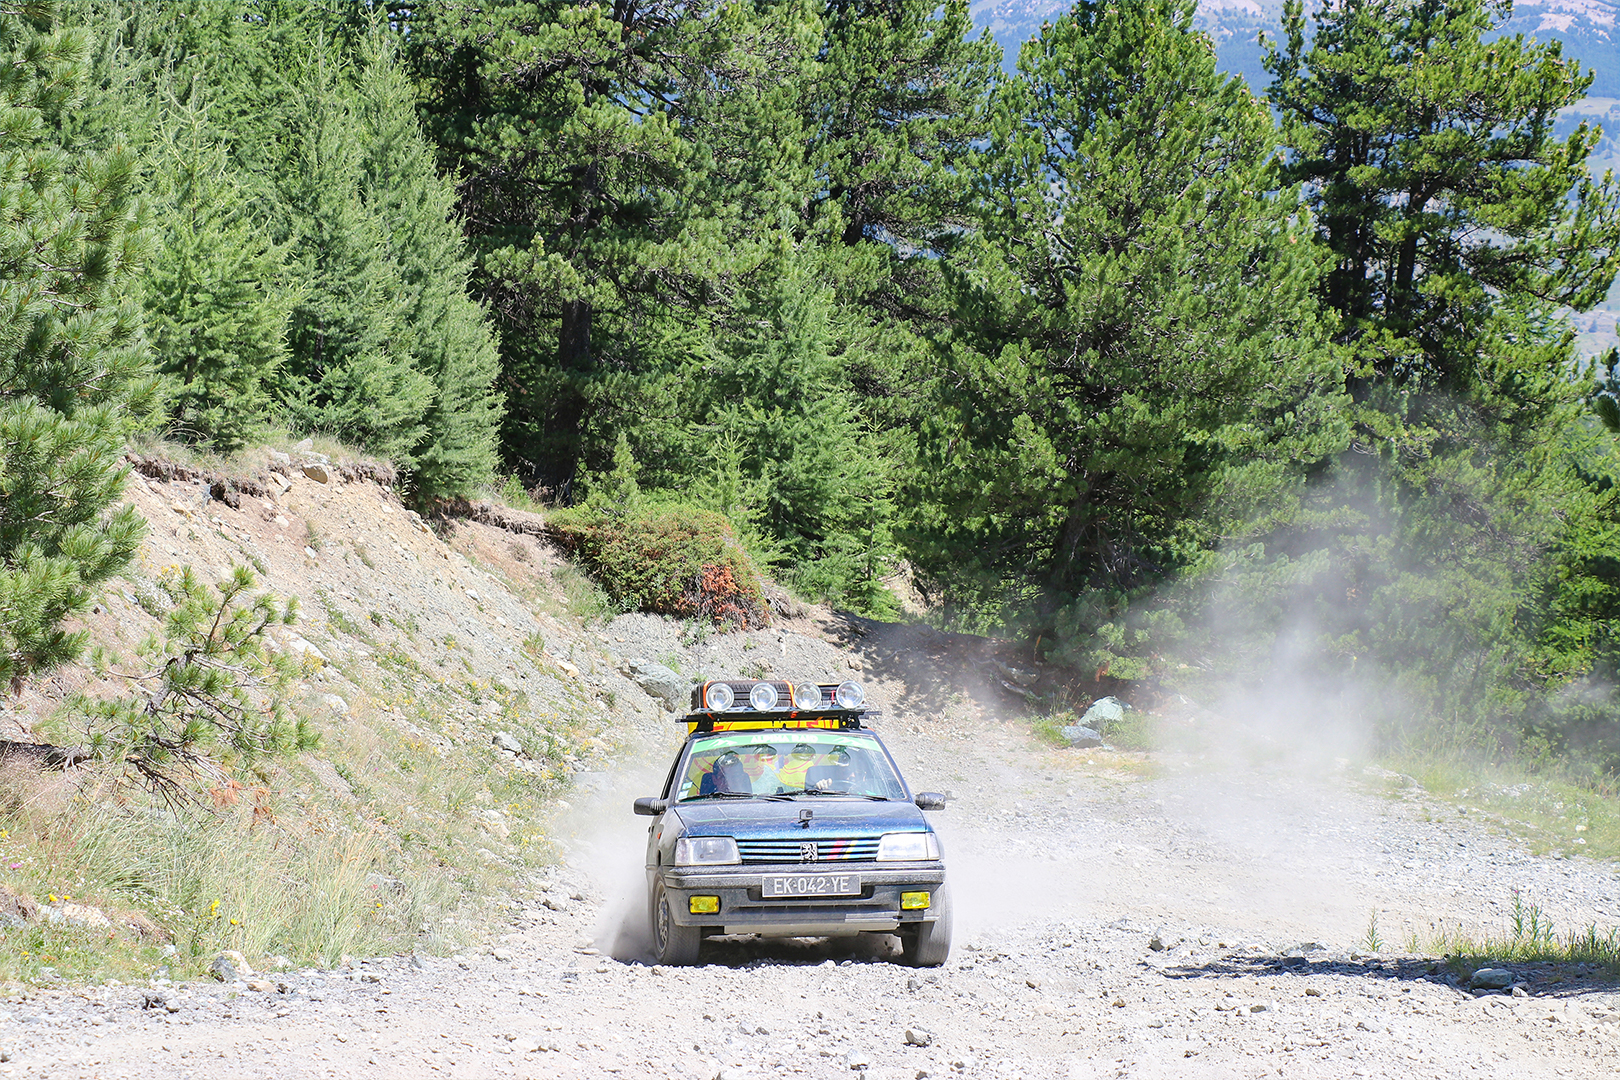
[
  {"left": 739, "top": 743, "right": 784, "bottom": 794},
  {"left": 776, "top": 742, "right": 818, "bottom": 790}
]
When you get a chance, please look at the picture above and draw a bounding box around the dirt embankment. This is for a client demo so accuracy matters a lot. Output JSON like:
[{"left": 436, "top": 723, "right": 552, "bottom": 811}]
[{"left": 2, "top": 448, "right": 1619, "bottom": 1078}]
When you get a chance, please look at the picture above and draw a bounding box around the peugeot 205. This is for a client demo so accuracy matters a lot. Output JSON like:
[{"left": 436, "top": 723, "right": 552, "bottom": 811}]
[{"left": 632, "top": 678, "right": 950, "bottom": 967}]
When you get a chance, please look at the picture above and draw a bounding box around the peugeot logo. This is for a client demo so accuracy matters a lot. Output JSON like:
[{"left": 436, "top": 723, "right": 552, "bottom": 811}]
[{"left": 799, "top": 842, "right": 818, "bottom": 863}]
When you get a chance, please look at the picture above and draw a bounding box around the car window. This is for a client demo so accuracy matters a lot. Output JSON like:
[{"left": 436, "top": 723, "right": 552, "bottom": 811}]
[{"left": 674, "top": 731, "right": 906, "bottom": 802}]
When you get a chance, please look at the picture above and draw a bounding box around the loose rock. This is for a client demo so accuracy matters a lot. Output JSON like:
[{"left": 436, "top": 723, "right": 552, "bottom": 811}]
[
  {"left": 209, "top": 951, "right": 254, "bottom": 982},
  {"left": 1469, "top": 968, "right": 1515, "bottom": 991},
  {"left": 627, "top": 659, "right": 688, "bottom": 711}
]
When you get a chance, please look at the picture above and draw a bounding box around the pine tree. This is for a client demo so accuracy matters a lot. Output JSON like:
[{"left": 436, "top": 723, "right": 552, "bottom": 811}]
[
  {"left": 144, "top": 94, "right": 291, "bottom": 450},
  {"left": 675, "top": 257, "right": 901, "bottom": 610},
  {"left": 270, "top": 49, "right": 431, "bottom": 464},
  {"left": 0, "top": 4, "right": 156, "bottom": 690},
  {"left": 1265, "top": 0, "right": 1620, "bottom": 736},
  {"left": 911, "top": 0, "right": 1345, "bottom": 666},
  {"left": 803, "top": 0, "right": 998, "bottom": 318},
  {"left": 403, "top": 1, "right": 764, "bottom": 496},
  {"left": 353, "top": 29, "right": 501, "bottom": 497}
]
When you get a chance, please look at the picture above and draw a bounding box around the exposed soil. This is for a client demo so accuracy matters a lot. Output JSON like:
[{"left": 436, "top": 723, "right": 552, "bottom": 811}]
[{"left": 2, "top": 453, "right": 1619, "bottom": 1078}]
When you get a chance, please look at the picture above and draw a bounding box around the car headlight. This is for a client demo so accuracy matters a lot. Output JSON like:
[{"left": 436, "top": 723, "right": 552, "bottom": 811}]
[
  {"left": 673, "top": 836, "right": 741, "bottom": 865},
  {"left": 876, "top": 831, "right": 940, "bottom": 861},
  {"left": 750, "top": 682, "right": 779, "bottom": 710},
  {"left": 704, "top": 682, "right": 735, "bottom": 710},
  {"left": 835, "top": 680, "right": 865, "bottom": 709},
  {"left": 792, "top": 682, "right": 822, "bottom": 710}
]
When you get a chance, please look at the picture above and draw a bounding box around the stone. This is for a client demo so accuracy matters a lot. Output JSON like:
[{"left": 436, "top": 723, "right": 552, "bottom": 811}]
[
  {"left": 466, "top": 589, "right": 480, "bottom": 602},
  {"left": 245, "top": 978, "right": 275, "bottom": 992},
  {"left": 1469, "top": 967, "right": 1515, "bottom": 991},
  {"left": 844, "top": 1049, "right": 871, "bottom": 1070},
  {"left": 286, "top": 636, "right": 326, "bottom": 662},
  {"left": 209, "top": 951, "right": 254, "bottom": 982},
  {"left": 269, "top": 450, "right": 291, "bottom": 464},
  {"left": 1059, "top": 725, "right": 1103, "bottom": 748},
  {"left": 302, "top": 462, "right": 330, "bottom": 484},
  {"left": 493, "top": 732, "right": 525, "bottom": 755},
  {"left": 1147, "top": 933, "right": 1166, "bottom": 952},
  {"left": 627, "top": 659, "right": 688, "bottom": 711},
  {"left": 1081, "top": 696, "right": 1126, "bottom": 727},
  {"left": 321, "top": 694, "right": 348, "bottom": 714},
  {"left": 904, "top": 1028, "right": 934, "bottom": 1047}
]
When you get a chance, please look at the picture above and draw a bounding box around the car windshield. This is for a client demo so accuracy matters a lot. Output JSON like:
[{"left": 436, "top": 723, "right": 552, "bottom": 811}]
[{"left": 674, "top": 730, "right": 907, "bottom": 803}]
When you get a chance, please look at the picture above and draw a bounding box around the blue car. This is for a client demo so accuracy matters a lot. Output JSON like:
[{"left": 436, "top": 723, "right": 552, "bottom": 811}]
[{"left": 633, "top": 678, "right": 950, "bottom": 967}]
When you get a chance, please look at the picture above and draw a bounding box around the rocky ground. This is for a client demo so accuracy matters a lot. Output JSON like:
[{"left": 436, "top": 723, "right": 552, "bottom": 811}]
[{"left": 3, "top": 449, "right": 1620, "bottom": 1078}]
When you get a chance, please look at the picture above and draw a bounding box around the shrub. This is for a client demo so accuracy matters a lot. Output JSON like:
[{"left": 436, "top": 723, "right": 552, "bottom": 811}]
[{"left": 547, "top": 503, "right": 770, "bottom": 629}]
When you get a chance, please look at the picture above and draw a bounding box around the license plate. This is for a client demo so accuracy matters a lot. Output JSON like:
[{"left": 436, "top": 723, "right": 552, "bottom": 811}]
[{"left": 762, "top": 874, "right": 861, "bottom": 898}]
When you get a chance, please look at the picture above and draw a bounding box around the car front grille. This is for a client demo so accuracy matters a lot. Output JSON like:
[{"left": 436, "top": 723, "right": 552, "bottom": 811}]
[{"left": 736, "top": 837, "right": 881, "bottom": 863}]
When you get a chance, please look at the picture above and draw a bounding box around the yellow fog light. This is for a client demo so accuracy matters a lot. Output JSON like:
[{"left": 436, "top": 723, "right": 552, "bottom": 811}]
[
  {"left": 901, "top": 891, "right": 931, "bottom": 910},
  {"left": 688, "top": 895, "right": 721, "bottom": 915}
]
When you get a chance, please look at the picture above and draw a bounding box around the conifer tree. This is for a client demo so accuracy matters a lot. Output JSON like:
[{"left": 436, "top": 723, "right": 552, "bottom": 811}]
[
  {"left": 144, "top": 96, "right": 291, "bottom": 450},
  {"left": 353, "top": 29, "right": 501, "bottom": 497},
  {"left": 0, "top": 4, "right": 156, "bottom": 690},
  {"left": 804, "top": 0, "right": 998, "bottom": 318},
  {"left": 271, "top": 50, "right": 431, "bottom": 464},
  {"left": 912, "top": 0, "right": 1344, "bottom": 664},
  {"left": 403, "top": 1, "right": 761, "bottom": 495},
  {"left": 677, "top": 258, "right": 901, "bottom": 610},
  {"left": 1265, "top": 0, "right": 1620, "bottom": 734}
]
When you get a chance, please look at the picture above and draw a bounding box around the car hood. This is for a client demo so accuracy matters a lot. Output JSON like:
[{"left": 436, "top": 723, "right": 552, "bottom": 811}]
[{"left": 671, "top": 798, "right": 928, "bottom": 839}]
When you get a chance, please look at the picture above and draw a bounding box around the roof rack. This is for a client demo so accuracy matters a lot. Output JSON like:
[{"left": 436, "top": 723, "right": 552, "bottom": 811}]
[{"left": 678, "top": 678, "right": 880, "bottom": 735}]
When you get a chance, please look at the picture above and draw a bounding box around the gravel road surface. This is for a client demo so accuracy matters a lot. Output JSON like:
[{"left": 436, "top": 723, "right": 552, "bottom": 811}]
[{"left": 5, "top": 613, "right": 1619, "bottom": 1079}]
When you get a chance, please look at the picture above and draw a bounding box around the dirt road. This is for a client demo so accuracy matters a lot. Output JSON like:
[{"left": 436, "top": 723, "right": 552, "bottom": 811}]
[{"left": 5, "top": 705, "right": 1620, "bottom": 1079}]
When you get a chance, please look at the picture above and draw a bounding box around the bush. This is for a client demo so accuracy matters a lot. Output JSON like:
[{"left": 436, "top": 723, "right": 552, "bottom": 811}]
[{"left": 547, "top": 503, "right": 770, "bottom": 629}]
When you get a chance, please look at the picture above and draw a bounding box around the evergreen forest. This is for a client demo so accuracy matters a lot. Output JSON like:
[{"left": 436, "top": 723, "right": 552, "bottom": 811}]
[{"left": 8, "top": 0, "right": 1620, "bottom": 777}]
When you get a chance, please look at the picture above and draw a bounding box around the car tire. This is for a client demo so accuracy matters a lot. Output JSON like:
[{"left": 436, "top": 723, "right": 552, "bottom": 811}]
[
  {"left": 898, "top": 883, "right": 952, "bottom": 967},
  {"left": 650, "top": 880, "right": 702, "bottom": 966}
]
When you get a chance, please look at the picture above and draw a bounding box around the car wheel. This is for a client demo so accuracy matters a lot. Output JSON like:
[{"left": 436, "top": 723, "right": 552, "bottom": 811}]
[
  {"left": 898, "top": 883, "right": 952, "bottom": 967},
  {"left": 650, "top": 880, "right": 702, "bottom": 966}
]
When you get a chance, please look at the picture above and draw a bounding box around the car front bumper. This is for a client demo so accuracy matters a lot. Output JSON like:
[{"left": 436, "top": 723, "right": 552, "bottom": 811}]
[{"left": 659, "top": 862, "right": 946, "bottom": 936}]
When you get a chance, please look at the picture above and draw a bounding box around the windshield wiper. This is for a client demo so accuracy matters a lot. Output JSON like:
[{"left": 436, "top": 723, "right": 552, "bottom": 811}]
[
  {"left": 680, "top": 791, "right": 755, "bottom": 802},
  {"left": 776, "top": 788, "right": 890, "bottom": 801}
]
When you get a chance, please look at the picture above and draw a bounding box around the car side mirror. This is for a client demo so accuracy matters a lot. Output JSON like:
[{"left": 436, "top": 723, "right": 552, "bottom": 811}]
[
  {"left": 913, "top": 792, "right": 946, "bottom": 811},
  {"left": 633, "top": 797, "right": 668, "bottom": 816}
]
